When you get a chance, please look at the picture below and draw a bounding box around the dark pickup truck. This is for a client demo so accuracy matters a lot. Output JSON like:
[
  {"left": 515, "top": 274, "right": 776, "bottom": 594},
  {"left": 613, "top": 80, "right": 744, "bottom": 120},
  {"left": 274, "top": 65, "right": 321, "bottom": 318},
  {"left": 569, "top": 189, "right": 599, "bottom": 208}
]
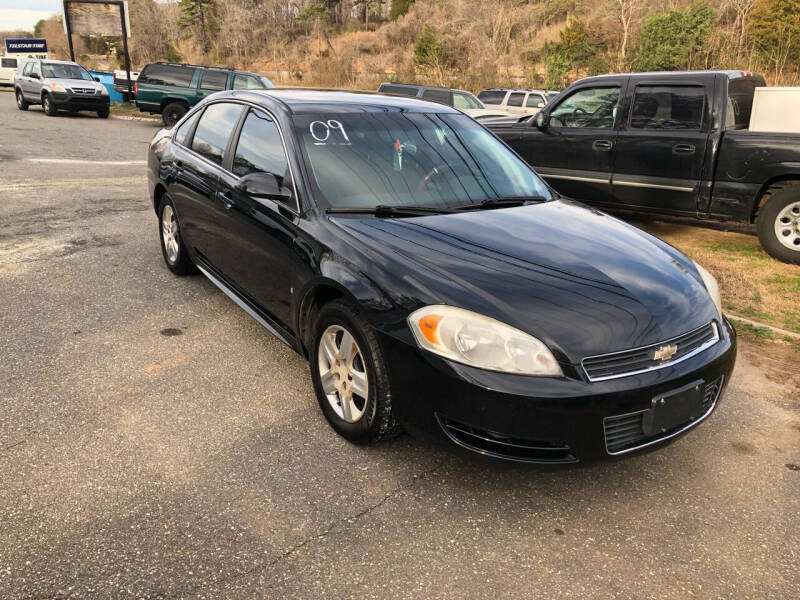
[{"left": 487, "top": 70, "right": 800, "bottom": 263}]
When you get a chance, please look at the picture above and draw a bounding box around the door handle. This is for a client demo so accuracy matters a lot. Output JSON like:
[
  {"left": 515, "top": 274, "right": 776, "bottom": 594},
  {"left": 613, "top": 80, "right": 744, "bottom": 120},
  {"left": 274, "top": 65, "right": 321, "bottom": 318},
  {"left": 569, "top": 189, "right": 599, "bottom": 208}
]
[
  {"left": 592, "top": 139, "right": 613, "bottom": 152},
  {"left": 218, "top": 190, "right": 234, "bottom": 209},
  {"left": 673, "top": 144, "right": 695, "bottom": 155}
]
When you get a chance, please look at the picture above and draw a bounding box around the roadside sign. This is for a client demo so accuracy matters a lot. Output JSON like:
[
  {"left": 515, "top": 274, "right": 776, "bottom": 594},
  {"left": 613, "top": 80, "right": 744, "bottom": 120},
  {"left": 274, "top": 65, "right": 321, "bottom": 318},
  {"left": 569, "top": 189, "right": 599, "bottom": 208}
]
[{"left": 4, "top": 39, "right": 48, "bottom": 54}]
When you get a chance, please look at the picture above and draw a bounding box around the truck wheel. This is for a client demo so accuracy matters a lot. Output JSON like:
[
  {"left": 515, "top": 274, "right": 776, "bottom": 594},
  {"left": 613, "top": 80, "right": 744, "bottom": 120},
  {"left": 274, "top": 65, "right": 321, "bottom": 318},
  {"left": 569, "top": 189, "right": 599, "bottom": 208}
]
[
  {"left": 97, "top": 108, "right": 110, "bottom": 119},
  {"left": 42, "top": 94, "right": 57, "bottom": 116},
  {"left": 162, "top": 102, "right": 187, "bottom": 128},
  {"left": 16, "top": 90, "right": 28, "bottom": 110},
  {"left": 757, "top": 183, "right": 800, "bottom": 265}
]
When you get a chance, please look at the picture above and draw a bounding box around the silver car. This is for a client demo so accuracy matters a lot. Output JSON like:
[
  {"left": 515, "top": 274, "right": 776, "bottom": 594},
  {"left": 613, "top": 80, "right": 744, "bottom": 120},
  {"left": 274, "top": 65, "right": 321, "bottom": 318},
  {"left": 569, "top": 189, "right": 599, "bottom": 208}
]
[{"left": 15, "top": 59, "right": 110, "bottom": 118}]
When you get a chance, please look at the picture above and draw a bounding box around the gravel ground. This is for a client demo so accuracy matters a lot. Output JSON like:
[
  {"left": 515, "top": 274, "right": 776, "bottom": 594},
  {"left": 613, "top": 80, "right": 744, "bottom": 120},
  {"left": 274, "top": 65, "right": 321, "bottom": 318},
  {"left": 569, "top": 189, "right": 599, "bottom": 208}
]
[{"left": 1, "top": 91, "right": 798, "bottom": 599}]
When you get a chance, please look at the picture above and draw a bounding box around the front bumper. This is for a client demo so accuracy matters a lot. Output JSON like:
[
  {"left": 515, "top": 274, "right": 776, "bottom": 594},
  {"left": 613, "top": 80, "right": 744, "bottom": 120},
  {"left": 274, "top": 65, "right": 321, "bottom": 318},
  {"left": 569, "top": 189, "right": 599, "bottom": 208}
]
[
  {"left": 52, "top": 91, "right": 109, "bottom": 111},
  {"left": 380, "top": 317, "right": 737, "bottom": 464}
]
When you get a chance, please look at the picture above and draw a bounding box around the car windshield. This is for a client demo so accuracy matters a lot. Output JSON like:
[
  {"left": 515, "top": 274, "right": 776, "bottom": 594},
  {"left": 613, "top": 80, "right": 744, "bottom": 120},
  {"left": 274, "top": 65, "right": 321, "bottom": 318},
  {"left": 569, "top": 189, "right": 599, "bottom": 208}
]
[
  {"left": 42, "top": 63, "right": 93, "bottom": 81},
  {"left": 293, "top": 112, "right": 551, "bottom": 210}
]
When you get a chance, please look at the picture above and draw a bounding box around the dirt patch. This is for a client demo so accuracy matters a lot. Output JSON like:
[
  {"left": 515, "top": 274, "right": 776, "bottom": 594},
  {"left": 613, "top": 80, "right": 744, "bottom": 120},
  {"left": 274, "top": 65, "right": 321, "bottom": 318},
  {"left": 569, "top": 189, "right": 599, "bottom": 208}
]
[
  {"left": 634, "top": 219, "right": 800, "bottom": 335},
  {"left": 734, "top": 336, "right": 800, "bottom": 413}
]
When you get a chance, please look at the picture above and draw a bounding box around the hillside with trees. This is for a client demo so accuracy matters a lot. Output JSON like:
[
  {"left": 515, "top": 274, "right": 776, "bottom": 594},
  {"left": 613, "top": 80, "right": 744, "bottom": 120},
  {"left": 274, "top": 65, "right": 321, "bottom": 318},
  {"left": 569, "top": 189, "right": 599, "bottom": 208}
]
[{"left": 19, "top": 0, "right": 800, "bottom": 90}]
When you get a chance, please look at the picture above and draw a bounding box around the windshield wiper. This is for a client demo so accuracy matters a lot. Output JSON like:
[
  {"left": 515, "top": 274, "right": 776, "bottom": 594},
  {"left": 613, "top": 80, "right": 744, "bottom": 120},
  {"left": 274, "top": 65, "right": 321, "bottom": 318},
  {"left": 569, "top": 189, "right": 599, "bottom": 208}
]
[
  {"left": 454, "top": 196, "right": 548, "bottom": 211},
  {"left": 326, "top": 205, "right": 455, "bottom": 217}
]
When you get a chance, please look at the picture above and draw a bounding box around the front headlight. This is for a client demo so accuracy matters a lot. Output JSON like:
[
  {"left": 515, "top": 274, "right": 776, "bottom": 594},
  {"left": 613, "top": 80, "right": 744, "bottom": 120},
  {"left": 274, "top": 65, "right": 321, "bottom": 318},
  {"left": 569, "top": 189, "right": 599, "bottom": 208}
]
[
  {"left": 50, "top": 82, "right": 67, "bottom": 93},
  {"left": 407, "top": 305, "right": 563, "bottom": 376},
  {"left": 99, "top": 86, "right": 108, "bottom": 95},
  {"left": 693, "top": 261, "right": 722, "bottom": 316}
]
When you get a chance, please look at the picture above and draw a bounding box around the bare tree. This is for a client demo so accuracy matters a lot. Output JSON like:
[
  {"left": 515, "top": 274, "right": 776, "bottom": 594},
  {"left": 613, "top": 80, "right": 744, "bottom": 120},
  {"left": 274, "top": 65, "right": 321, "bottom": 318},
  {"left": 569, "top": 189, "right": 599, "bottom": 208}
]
[
  {"left": 724, "top": 0, "right": 757, "bottom": 61},
  {"left": 613, "top": 0, "right": 642, "bottom": 69}
]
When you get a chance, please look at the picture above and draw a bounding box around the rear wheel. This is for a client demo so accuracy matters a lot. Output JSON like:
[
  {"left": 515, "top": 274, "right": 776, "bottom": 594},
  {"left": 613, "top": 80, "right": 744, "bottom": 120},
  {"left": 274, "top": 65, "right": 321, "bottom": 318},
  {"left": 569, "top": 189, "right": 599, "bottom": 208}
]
[
  {"left": 162, "top": 102, "right": 187, "bottom": 128},
  {"left": 158, "top": 195, "right": 196, "bottom": 275},
  {"left": 42, "top": 94, "right": 57, "bottom": 116},
  {"left": 15, "top": 90, "right": 28, "bottom": 110},
  {"left": 310, "top": 300, "right": 401, "bottom": 444},
  {"left": 757, "top": 183, "right": 800, "bottom": 265}
]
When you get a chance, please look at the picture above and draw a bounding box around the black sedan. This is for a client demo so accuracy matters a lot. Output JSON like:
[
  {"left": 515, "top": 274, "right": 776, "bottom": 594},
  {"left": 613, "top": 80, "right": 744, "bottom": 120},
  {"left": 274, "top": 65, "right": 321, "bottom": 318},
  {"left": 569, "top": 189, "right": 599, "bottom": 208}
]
[{"left": 147, "top": 89, "right": 736, "bottom": 463}]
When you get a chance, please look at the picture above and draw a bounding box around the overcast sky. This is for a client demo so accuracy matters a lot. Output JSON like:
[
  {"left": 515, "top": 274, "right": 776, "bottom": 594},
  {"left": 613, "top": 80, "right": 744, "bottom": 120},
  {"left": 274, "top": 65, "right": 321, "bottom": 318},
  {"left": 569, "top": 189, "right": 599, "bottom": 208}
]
[{"left": 0, "top": 0, "right": 61, "bottom": 31}]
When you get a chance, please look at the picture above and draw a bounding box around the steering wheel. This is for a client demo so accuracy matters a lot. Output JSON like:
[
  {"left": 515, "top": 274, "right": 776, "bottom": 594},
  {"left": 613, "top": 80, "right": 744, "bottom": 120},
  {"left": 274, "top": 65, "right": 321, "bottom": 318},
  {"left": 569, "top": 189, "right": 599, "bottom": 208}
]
[
  {"left": 572, "top": 107, "right": 588, "bottom": 118},
  {"left": 416, "top": 164, "right": 450, "bottom": 192}
]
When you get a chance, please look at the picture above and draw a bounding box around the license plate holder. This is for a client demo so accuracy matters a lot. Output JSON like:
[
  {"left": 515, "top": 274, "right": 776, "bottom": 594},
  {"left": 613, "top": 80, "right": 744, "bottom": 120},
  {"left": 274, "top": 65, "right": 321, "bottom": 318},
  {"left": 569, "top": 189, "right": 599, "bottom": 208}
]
[{"left": 642, "top": 380, "right": 705, "bottom": 436}]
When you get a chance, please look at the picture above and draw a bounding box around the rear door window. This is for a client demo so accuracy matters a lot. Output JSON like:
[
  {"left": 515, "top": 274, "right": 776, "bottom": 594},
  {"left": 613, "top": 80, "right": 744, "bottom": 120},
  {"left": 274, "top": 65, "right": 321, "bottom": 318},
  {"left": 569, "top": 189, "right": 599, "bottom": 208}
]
[
  {"left": 726, "top": 78, "right": 757, "bottom": 130},
  {"left": 421, "top": 88, "right": 451, "bottom": 105},
  {"left": 200, "top": 69, "right": 228, "bottom": 91},
  {"left": 507, "top": 92, "right": 525, "bottom": 107},
  {"left": 22, "top": 62, "right": 33, "bottom": 76},
  {"left": 31, "top": 62, "right": 41, "bottom": 78},
  {"left": 191, "top": 102, "right": 244, "bottom": 165},
  {"left": 629, "top": 85, "right": 705, "bottom": 130},
  {"left": 477, "top": 90, "right": 507, "bottom": 105},
  {"left": 140, "top": 64, "right": 195, "bottom": 87}
]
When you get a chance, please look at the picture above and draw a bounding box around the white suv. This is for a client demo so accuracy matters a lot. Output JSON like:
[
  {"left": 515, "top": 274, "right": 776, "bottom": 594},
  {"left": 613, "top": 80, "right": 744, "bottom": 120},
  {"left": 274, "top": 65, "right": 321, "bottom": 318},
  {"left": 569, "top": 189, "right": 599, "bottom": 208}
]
[{"left": 477, "top": 88, "right": 560, "bottom": 116}]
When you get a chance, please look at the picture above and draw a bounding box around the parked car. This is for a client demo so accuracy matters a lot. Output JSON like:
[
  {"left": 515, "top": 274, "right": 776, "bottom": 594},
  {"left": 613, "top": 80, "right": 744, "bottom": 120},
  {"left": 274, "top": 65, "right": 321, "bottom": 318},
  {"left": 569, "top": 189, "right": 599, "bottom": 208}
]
[
  {"left": 477, "top": 88, "right": 560, "bottom": 116},
  {"left": 377, "top": 82, "right": 512, "bottom": 120},
  {"left": 14, "top": 59, "right": 110, "bottom": 118},
  {"left": 135, "top": 62, "right": 274, "bottom": 127},
  {"left": 487, "top": 70, "right": 800, "bottom": 264},
  {"left": 147, "top": 89, "right": 735, "bottom": 463}
]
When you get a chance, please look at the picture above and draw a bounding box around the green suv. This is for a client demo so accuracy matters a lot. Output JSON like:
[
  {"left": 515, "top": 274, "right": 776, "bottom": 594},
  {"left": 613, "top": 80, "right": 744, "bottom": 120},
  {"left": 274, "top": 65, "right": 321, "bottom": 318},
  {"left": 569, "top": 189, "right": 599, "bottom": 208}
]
[{"left": 134, "top": 62, "right": 274, "bottom": 126}]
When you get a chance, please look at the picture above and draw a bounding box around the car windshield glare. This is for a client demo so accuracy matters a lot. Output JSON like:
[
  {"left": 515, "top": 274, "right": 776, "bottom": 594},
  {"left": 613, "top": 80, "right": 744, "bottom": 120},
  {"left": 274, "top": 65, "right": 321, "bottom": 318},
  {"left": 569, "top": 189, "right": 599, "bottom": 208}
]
[
  {"left": 42, "top": 63, "right": 93, "bottom": 81},
  {"left": 293, "top": 112, "right": 551, "bottom": 210}
]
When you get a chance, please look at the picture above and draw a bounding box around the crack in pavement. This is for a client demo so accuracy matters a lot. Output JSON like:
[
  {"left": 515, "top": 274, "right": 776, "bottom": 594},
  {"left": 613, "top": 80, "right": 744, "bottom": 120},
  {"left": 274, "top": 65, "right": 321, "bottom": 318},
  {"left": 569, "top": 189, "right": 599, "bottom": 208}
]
[{"left": 163, "top": 461, "right": 445, "bottom": 599}]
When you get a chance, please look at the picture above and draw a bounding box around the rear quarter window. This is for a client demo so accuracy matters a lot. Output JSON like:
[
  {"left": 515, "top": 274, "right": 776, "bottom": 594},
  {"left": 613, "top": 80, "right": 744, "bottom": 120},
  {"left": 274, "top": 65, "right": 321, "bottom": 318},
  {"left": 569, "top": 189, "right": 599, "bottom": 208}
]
[{"left": 139, "top": 64, "right": 195, "bottom": 87}]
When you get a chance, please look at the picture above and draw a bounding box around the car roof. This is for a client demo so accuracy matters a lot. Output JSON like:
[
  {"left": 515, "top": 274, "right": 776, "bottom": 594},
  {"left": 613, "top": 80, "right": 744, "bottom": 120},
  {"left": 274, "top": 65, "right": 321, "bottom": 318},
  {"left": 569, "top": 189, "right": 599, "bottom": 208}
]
[
  {"left": 577, "top": 70, "right": 762, "bottom": 82},
  {"left": 231, "top": 89, "right": 462, "bottom": 115},
  {"left": 40, "top": 59, "right": 80, "bottom": 65}
]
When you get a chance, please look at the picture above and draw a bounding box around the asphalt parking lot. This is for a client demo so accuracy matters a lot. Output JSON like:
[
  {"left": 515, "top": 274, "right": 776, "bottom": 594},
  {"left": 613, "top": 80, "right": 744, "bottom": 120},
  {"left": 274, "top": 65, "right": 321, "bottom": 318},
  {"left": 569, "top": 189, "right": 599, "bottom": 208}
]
[{"left": 1, "top": 91, "right": 799, "bottom": 599}]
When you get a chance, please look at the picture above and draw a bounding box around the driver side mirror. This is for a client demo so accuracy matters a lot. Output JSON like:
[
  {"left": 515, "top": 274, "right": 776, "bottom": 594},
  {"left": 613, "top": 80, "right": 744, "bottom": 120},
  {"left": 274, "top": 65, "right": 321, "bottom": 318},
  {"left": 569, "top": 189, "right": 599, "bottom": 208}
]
[
  {"left": 93, "top": 76, "right": 101, "bottom": 82},
  {"left": 532, "top": 111, "right": 547, "bottom": 130},
  {"left": 236, "top": 172, "right": 292, "bottom": 203},
  {"left": 30, "top": 72, "right": 40, "bottom": 80}
]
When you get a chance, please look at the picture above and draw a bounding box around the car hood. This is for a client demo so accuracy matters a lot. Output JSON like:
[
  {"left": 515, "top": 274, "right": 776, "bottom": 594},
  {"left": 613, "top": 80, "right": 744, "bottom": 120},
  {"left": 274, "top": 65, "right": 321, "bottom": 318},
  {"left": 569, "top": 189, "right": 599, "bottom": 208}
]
[
  {"left": 331, "top": 200, "right": 717, "bottom": 363},
  {"left": 47, "top": 77, "right": 105, "bottom": 92}
]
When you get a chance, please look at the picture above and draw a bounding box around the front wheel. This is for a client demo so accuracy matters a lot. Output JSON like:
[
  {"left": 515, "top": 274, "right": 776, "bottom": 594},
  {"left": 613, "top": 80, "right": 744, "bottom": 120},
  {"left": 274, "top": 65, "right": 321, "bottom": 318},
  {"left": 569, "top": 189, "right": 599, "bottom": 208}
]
[
  {"left": 42, "top": 94, "right": 57, "bottom": 116},
  {"left": 16, "top": 90, "right": 28, "bottom": 110},
  {"left": 97, "top": 108, "right": 110, "bottom": 119},
  {"left": 757, "top": 183, "right": 800, "bottom": 265},
  {"left": 158, "top": 195, "right": 196, "bottom": 275},
  {"left": 310, "top": 300, "right": 401, "bottom": 444}
]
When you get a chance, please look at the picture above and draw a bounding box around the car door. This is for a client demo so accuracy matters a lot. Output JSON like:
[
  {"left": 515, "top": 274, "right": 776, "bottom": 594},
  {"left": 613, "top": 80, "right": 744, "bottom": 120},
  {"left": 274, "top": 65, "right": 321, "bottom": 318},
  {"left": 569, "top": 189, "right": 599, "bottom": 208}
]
[
  {"left": 215, "top": 107, "right": 301, "bottom": 328},
  {"left": 505, "top": 91, "right": 526, "bottom": 115},
  {"left": 25, "top": 61, "right": 43, "bottom": 99},
  {"left": 168, "top": 102, "right": 245, "bottom": 272},
  {"left": 16, "top": 61, "right": 31, "bottom": 96},
  {"left": 511, "top": 81, "right": 624, "bottom": 203},
  {"left": 610, "top": 77, "right": 712, "bottom": 214}
]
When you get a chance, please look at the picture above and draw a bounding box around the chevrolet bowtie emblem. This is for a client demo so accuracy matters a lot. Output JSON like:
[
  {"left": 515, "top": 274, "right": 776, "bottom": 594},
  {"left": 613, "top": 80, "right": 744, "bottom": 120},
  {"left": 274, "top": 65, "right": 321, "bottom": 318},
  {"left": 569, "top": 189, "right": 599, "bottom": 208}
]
[{"left": 653, "top": 344, "right": 678, "bottom": 361}]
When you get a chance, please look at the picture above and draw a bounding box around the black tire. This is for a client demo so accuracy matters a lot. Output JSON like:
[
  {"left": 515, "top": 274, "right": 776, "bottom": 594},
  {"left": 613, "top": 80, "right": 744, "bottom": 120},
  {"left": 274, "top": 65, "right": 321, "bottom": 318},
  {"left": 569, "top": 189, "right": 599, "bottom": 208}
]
[
  {"left": 756, "top": 182, "right": 800, "bottom": 265},
  {"left": 157, "top": 194, "right": 196, "bottom": 275},
  {"left": 310, "top": 299, "right": 401, "bottom": 444},
  {"left": 42, "top": 93, "right": 57, "bottom": 116},
  {"left": 162, "top": 102, "right": 187, "bottom": 128},
  {"left": 97, "top": 108, "right": 110, "bottom": 119},
  {"left": 15, "top": 89, "right": 28, "bottom": 111}
]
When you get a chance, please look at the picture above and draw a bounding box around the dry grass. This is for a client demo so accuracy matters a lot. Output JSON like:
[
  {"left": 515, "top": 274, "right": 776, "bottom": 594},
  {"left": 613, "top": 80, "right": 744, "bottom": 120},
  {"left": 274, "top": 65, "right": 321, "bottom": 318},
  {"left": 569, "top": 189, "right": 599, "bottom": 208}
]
[{"left": 634, "top": 220, "right": 800, "bottom": 336}]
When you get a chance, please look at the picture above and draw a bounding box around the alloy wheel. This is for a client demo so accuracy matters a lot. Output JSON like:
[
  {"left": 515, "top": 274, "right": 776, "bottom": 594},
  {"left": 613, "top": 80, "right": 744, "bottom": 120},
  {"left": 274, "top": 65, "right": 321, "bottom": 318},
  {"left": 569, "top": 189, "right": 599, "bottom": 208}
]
[
  {"left": 774, "top": 201, "right": 800, "bottom": 250},
  {"left": 161, "top": 204, "right": 180, "bottom": 263},
  {"left": 317, "top": 324, "right": 369, "bottom": 423}
]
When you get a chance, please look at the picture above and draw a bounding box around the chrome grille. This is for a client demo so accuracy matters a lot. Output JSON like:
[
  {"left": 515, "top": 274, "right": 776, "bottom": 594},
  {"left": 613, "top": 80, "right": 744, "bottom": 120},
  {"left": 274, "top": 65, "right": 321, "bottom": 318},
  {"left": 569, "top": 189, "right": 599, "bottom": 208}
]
[
  {"left": 604, "top": 375, "right": 724, "bottom": 454},
  {"left": 582, "top": 322, "right": 719, "bottom": 382},
  {"left": 71, "top": 87, "right": 98, "bottom": 95}
]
